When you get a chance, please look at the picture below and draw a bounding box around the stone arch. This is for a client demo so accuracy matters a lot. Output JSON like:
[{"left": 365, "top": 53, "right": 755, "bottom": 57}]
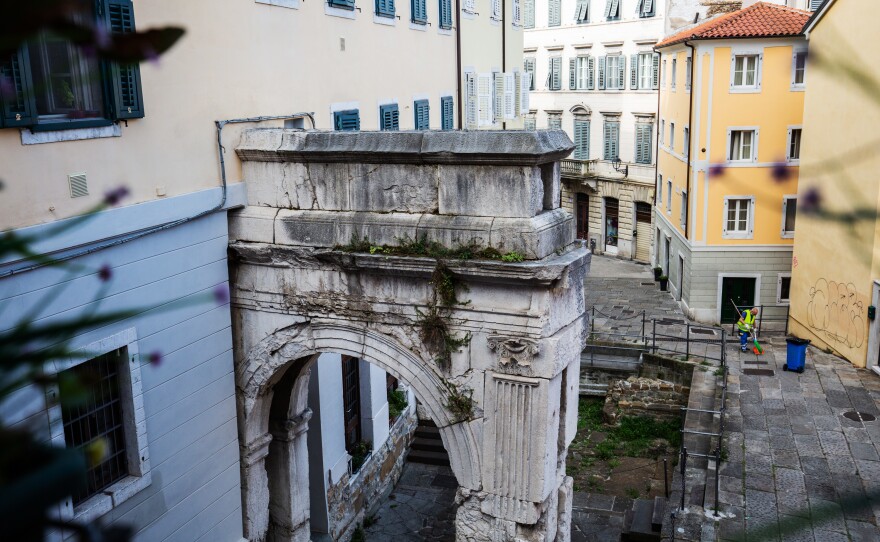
[
  {"left": 236, "top": 319, "right": 481, "bottom": 541},
  {"left": 568, "top": 104, "right": 591, "bottom": 116}
]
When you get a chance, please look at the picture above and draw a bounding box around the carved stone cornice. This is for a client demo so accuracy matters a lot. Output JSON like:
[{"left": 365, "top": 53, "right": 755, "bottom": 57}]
[{"left": 487, "top": 336, "right": 540, "bottom": 367}]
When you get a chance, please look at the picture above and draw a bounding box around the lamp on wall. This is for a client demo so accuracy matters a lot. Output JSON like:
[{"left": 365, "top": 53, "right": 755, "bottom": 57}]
[{"left": 611, "top": 158, "right": 629, "bottom": 178}]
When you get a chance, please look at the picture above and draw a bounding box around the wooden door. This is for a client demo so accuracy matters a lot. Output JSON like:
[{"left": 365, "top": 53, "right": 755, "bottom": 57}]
[
  {"left": 634, "top": 202, "right": 652, "bottom": 262},
  {"left": 720, "top": 277, "right": 756, "bottom": 324},
  {"left": 576, "top": 193, "right": 589, "bottom": 240}
]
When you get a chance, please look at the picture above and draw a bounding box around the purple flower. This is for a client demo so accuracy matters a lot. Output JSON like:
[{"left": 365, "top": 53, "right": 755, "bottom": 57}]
[
  {"left": 213, "top": 284, "right": 230, "bottom": 305},
  {"left": 770, "top": 162, "right": 791, "bottom": 182},
  {"left": 801, "top": 187, "right": 822, "bottom": 214},
  {"left": 97, "top": 264, "right": 113, "bottom": 282},
  {"left": 103, "top": 186, "right": 130, "bottom": 206},
  {"left": 708, "top": 163, "right": 726, "bottom": 178},
  {"left": 148, "top": 351, "right": 163, "bottom": 367}
]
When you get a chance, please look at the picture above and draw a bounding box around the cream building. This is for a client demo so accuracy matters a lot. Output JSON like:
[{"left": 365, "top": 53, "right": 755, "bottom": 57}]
[{"left": 0, "top": 0, "right": 525, "bottom": 541}]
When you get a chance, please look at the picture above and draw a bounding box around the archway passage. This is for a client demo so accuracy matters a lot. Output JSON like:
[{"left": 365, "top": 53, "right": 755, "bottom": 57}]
[{"left": 230, "top": 130, "right": 590, "bottom": 541}]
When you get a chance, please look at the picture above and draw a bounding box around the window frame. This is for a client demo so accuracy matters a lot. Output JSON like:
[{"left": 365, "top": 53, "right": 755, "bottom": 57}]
[
  {"left": 729, "top": 50, "right": 763, "bottom": 92},
  {"left": 786, "top": 125, "right": 802, "bottom": 163},
  {"left": 637, "top": 0, "right": 655, "bottom": 18},
  {"left": 547, "top": 113, "right": 562, "bottom": 130},
  {"left": 524, "top": 58, "right": 536, "bottom": 91},
  {"left": 671, "top": 57, "right": 677, "bottom": 90},
  {"left": 48, "top": 328, "right": 151, "bottom": 524},
  {"left": 548, "top": 56, "right": 562, "bottom": 91},
  {"left": 791, "top": 48, "right": 807, "bottom": 90},
  {"left": 722, "top": 196, "right": 755, "bottom": 239},
  {"left": 781, "top": 195, "right": 797, "bottom": 239},
  {"left": 440, "top": 96, "right": 454, "bottom": 130},
  {"left": 634, "top": 120, "right": 653, "bottom": 165},
  {"left": 573, "top": 116, "right": 590, "bottom": 159},
  {"left": 548, "top": 0, "right": 561, "bottom": 26},
  {"left": 575, "top": 0, "right": 590, "bottom": 23},
  {"left": 683, "top": 126, "right": 689, "bottom": 159},
  {"left": 379, "top": 103, "right": 400, "bottom": 131},
  {"left": 605, "top": 0, "right": 620, "bottom": 21},
  {"left": 576, "top": 55, "right": 591, "bottom": 90},
  {"left": 637, "top": 52, "right": 653, "bottom": 89},
  {"left": 680, "top": 190, "right": 687, "bottom": 228},
  {"left": 657, "top": 173, "right": 663, "bottom": 204},
  {"left": 685, "top": 56, "right": 692, "bottom": 92},
  {"left": 413, "top": 99, "right": 430, "bottom": 130},
  {"left": 776, "top": 273, "right": 792, "bottom": 305},
  {"left": 602, "top": 117, "right": 620, "bottom": 160},
  {"left": 605, "top": 54, "right": 622, "bottom": 90},
  {"left": 375, "top": 0, "right": 396, "bottom": 17},
  {"left": 666, "top": 179, "right": 672, "bottom": 213},
  {"left": 669, "top": 122, "right": 675, "bottom": 152},
  {"left": 727, "top": 128, "right": 759, "bottom": 162}
]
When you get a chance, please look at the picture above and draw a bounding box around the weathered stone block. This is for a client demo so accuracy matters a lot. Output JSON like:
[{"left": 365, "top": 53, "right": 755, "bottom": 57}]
[
  {"left": 438, "top": 165, "right": 543, "bottom": 218},
  {"left": 489, "top": 210, "right": 574, "bottom": 260},
  {"left": 229, "top": 206, "right": 277, "bottom": 244},
  {"left": 348, "top": 163, "right": 438, "bottom": 213},
  {"left": 415, "top": 214, "right": 494, "bottom": 249}
]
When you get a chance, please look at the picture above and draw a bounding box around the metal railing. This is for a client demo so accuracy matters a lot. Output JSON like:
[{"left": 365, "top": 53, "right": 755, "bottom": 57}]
[{"left": 729, "top": 302, "right": 790, "bottom": 336}]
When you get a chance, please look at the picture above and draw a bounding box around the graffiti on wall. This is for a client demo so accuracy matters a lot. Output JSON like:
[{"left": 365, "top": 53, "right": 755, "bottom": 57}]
[{"left": 806, "top": 279, "right": 866, "bottom": 349}]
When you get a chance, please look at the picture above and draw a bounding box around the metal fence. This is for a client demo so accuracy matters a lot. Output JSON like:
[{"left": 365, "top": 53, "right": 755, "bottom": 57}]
[{"left": 729, "top": 302, "right": 790, "bottom": 336}]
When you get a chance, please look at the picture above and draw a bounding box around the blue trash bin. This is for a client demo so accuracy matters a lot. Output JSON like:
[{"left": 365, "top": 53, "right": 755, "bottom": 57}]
[{"left": 784, "top": 337, "right": 810, "bottom": 373}]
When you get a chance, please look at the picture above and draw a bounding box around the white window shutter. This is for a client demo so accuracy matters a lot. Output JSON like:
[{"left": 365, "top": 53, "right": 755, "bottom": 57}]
[
  {"left": 493, "top": 73, "right": 505, "bottom": 123},
  {"left": 492, "top": 0, "right": 501, "bottom": 19},
  {"left": 514, "top": 72, "right": 522, "bottom": 117},
  {"left": 520, "top": 72, "right": 530, "bottom": 113},
  {"left": 466, "top": 73, "right": 478, "bottom": 129},
  {"left": 504, "top": 73, "right": 516, "bottom": 120},
  {"left": 464, "top": 0, "right": 475, "bottom": 14},
  {"left": 513, "top": 0, "right": 522, "bottom": 25},
  {"left": 477, "top": 73, "right": 493, "bottom": 127}
]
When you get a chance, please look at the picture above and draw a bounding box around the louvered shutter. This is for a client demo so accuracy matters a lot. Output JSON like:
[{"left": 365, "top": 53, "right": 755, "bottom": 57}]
[
  {"left": 551, "top": 58, "right": 561, "bottom": 90},
  {"left": 610, "top": 0, "right": 620, "bottom": 18},
  {"left": 574, "top": 119, "right": 590, "bottom": 159},
  {"left": 464, "top": 0, "right": 476, "bottom": 14},
  {"left": 635, "top": 123, "right": 653, "bottom": 164},
  {"left": 492, "top": 0, "right": 501, "bottom": 19},
  {"left": 652, "top": 53, "right": 660, "bottom": 89},
  {"left": 414, "top": 100, "right": 429, "bottom": 129},
  {"left": 493, "top": 73, "right": 504, "bottom": 123},
  {"left": 466, "top": 73, "right": 478, "bottom": 129},
  {"left": 549, "top": 0, "right": 561, "bottom": 26},
  {"left": 334, "top": 110, "right": 360, "bottom": 131},
  {"left": 478, "top": 73, "right": 493, "bottom": 126},
  {"left": 412, "top": 0, "right": 427, "bottom": 23},
  {"left": 524, "top": 0, "right": 535, "bottom": 28},
  {"left": 643, "top": 0, "right": 654, "bottom": 15},
  {"left": 618, "top": 56, "right": 626, "bottom": 89},
  {"left": 514, "top": 74, "right": 522, "bottom": 117},
  {"left": 0, "top": 49, "right": 37, "bottom": 127},
  {"left": 809, "top": 0, "right": 822, "bottom": 10},
  {"left": 513, "top": 0, "right": 522, "bottom": 25},
  {"left": 604, "top": 0, "right": 613, "bottom": 17},
  {"left": 524, "top": 59, "right": 535, "bottom": 91},
  {"left": 504, "top": 73, "right": 516, "bottom": 119},
  {"left": 604, "top": 121, "right": 619, "bottom": 160},
  {"left": 569, "top": 59, "right": 577, "bottom": 90},
  {"left": 441, "top": 96, "right": 454, "bottom": 130},
  {"left": 380, "top": 104, "right": 399, "bottom": 130},
  {"left": 378, "top": 0, "right": 396, "bottom": 16},
  {"left": 440, "top": 0, "right": 452, "bottom": 27},
  {"left": 520, "top": 72, "right": 530, "bottom": 113},
  {"left": 597, "top": 56, "right": 606, "bottom": 90},
  {"left": 575, "top": 0, "right": 588, "bottom": 22},
  {"left": 101, "top": 0, "right": 144, "bottom": 119},
  {"left": 587, "top": 56, "right": 595, "bottom": 89},
  {"left": 630, "top": 54, "right": 639, "bottom": 90}
]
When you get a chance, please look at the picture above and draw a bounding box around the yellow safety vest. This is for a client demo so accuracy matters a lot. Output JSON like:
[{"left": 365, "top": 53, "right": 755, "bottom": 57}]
[{"left": 737, "top": 311, "right": 755, "bottom": 333}]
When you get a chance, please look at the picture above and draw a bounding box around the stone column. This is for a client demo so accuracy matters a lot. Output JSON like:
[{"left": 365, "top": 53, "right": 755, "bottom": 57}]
[
  {"left": 267, "top": 409, "right": 313, "bottom": 542},
  {"left": 241, "top": 432, "right": 273, "bottom": 541}
]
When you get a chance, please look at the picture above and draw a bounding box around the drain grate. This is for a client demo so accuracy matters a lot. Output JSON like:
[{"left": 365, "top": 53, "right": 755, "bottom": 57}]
[
  {"left": 431, "top": 474, "right": 458, "bottom": 488},
  {"left": 641, "top": 282, "right": 655, "bottom": 286},
  {"left": 743, "top": 369, "right": 775, "bottom": 376},
  {"left": 843, "top": 411, "right": 877, "bottom": 423},
  {"left": 691, "top": 328, "right": 717, "bottom": 336},
  {"left": 743, "top": 360, "right": 768, "bottom": 365}
]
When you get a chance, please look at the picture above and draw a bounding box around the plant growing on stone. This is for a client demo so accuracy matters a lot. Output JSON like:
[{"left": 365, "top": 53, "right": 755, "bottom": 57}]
[
  {"left": 416, "top": 262, "right": 471, "bottom": 371},
  {"left": 501, "top": 251, "right": 525, "bottom": 263},
  {"left": 442, "top": 379, "right": 475, "bottom": 423},
  {"left": 349, "top": 440, "right": 372, "bottom": 473},
  {"left": 387, "top": 388, "right": 408, "bottom": 420}
]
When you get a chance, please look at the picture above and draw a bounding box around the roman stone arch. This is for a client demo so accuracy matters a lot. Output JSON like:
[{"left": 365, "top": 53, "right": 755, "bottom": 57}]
[{"left": 229, "top": 129, "right": 590, "bottom": 542}]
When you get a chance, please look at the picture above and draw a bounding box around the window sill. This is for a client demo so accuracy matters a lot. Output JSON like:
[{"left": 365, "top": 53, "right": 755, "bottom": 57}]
[
  {"left": 69, "top": 472, "right": 153, "bottom": 524},
  {"left": 729, "top": 87, "right": 761, "bottom": 94},
  {"left": 255, "top": 0, "right": 300, "bottom": 8},
  {"left": 781, "top": 232, "right": 795, "bottom": 239},
  {"left": 21, "top": 123, "right": 121, "bottom": 146},
  {"left": 722, "top": 234, "right": 754, "bottom": 240}
]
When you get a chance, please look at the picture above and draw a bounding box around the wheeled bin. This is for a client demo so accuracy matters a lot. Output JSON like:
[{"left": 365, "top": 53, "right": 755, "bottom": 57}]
[{"left": 783, "top": 337, "right": 810, "bottom": 373}]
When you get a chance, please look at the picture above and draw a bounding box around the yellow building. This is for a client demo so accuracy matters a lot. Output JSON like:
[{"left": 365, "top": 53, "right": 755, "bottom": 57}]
[
  {"left": 789, "top": 0, "right": 880, "bottom": 369},
  {"left": 653, "top": 2, "right": 811, "bottom": 326}
]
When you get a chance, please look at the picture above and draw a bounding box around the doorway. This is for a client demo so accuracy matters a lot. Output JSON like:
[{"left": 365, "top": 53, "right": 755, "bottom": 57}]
[
  {"left": 678, "top": 255, "right": 684, "bottom": 301},
  {"left": 576, "top": 193, "right": 589, "bottom": 240},
  {"left": 634, "top": 202, "right": 652, "bottom": 262},
  {"left": 720, "top": 276, "right": 757, "bottom": 324},
  {"left": 664, "top": 237, "right": 670, "bottom": 279},
  {"left": 605, "top": 197, "right": 619, "bottom": 252}
]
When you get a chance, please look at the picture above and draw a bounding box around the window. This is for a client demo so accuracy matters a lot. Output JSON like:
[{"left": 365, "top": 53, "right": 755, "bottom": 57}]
[
  {"left": 683, "top": 126, "right": 689, "bottom": 159},
  {"left": 519, "top": 72, "right": 530, "bottom": 114},
  {"left": 524, "top": 0, "right": 535, "bottom": 28},
  {"left": 376, "top": 0, "right": 395, "bottom": 17},
  {"left": 605, "top": 55, "right": 623, "bottom": 90},
  {"left": 342, "top": 356, "right": 362, "bottom": 454},
  {"left": 671, "top": 58, "right": 677, "bottom": 90},
  {"left": 638, "top": 0, "right": 655, "bottom": 18},
  {"left": 792, "top": 50, "right": 807, "bottom": 87},
  {"left": 731, "top": 54, "right": 760, "bottom": 89},
  {"left": 605, "top": 0, "right": 620, "bottom": 20},
  {"left": 412, "top": 0, "right": 427, "bottom": 23},
  {"left": 334, "top": 109, "right": 360, "bottom": 131},
  {"left": 439, "top": 0, "right": 453, "bottom": 27},
  {"left": 463, "top": 0, "right": 476, "bottom": 14},
  {"left": 728, "top": 129, "right": 757, "bottom": 161},
  {"left": 680, "top": 191, "right": 687, "bottom": 228},
  {"left": 524, "top": 58, "right": 536, "bottom": 90},
  {"left": 777, "top": 274, "right": 792, "bottom": 305},
  {"left": 490, "top": 0, "right": 502, "bottom": 21},
  {"left": 441, "top": 96, "right": 454, "bottom": 130},
  {"left": 661, "top": 59, "right": 666, "bottom": 87},
  {"left": 603, "top": 119, "right": 619, "bottom": 160},
  {"left": 685, "top": 57, "right": 692, "bottom": 91},
  {"left": 513, "top": 0, "right": 522, "bottom": 26},
  {"left": 2, "top": 0, "right": 144, "bottom": 130},
  {"left": 477, "top": 72, "right": 493, "bottom": 127},
  {"left": 787, "top": 127, "right": 802, "bottom": 161},
  {"left": 633, "top": 52, "right": 654, "bottom": 90},
  {"left": 723, "top": 197, "right": 754, "bottom": 238},
  {"left": 666, "top": 180, "right": 672, "bottom": 211},
  {"left": 575, "top": 0, "right": 590, "bottom": 23},
  {"left": 524, "top": 113, "right": 536, "bottom": 130},
  {"left": 669, "top": 122, "right": 675, "bottom": 151},
  {"left": 635, "top": 122, "right": 653, "bottom": 164},
  {"left": 782, "top": 196, "right": 797, "bottom": 238},
  {"left": 576, "top": 56, "right": 593, "bottom": 89},
  {"left": 330, "top": 0, "right": 356, "bottom": 9},
  {"left": 574, "top": 118, "right": 590, "bottom": 159},
  {"left": 549, "top": 0, "right": 561, "bottom": 26},
  {"left": 660, "top": 119, "right": 665, "bottom": 144},
  {"left": 465, "top": 72, "right": 478, "bottom": 129},
  {"left": 547, "top": 114, "right": 562, "bottom": 130},
  {"left": 548, "top": 57, "right": 562, "bottom": 90},
  {"left": 380, "top": 103, "right": 399, "bottom": 130},
  {"left": 809, "top": 0, "right": 822, "bottom": 11},
  {"left": 657, "top": 174, "right": 663, "bottom": 203},
  {"left": 414, "top": 99, "right": 429, "bottom": 130}
]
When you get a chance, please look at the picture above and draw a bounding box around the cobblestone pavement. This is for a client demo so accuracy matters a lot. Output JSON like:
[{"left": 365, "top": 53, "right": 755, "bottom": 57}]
[{"left": 364, "top": 461, "right": 456, "bottom": 541}]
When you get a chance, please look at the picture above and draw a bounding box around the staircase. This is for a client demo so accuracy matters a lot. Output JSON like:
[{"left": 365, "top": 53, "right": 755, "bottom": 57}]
[
  {"left": 621, "top": 496, "right": 667, "bottom": 541},
  {"left": 407, "top": 419, "right": 450, "bottom": 466}
]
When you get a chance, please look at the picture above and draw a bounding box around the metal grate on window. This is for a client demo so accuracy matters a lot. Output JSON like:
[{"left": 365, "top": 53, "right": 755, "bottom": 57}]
[
  {"left": 61, "top": 349, "right": 128, "bottom": 506},
  {"left": 342, "top": 356, "right": 362, "bottom": 453}
]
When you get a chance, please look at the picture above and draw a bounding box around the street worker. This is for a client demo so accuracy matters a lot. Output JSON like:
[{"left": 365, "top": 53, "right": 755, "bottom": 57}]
[{"left": 737, "top": 307, "right": 759, "bottom": 352}]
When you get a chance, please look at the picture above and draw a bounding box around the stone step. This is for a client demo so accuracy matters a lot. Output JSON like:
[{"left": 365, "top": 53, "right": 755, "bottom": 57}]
[
  {"left": 407, "top": 449, "right": 451, "bottom": 466},
  {"left": 415, "top": 424, "right": 442, "bottom": 440},
  {"left": 651, "top": 496, "right": 667, "bottom": 531},
  {"left": 579, "top": 382, "right": 608, "bottom": 396},
  {"left": 621, "top": 499, "right": 661, "bottom": 542},
  {"left": 411, "top": 436, "right": 446, "bottom": 454}
]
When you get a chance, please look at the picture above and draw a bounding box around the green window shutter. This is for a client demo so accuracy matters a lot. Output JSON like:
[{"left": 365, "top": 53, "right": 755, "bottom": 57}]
[
  {"left": 334, "top": 109, "right": 360, "bottom": 131},
  {"left": 525, "top": 59, "right": 536, "bottom": 91},
  {"left": 330, "top": 0, "right": 356, "bottom": 8},
  {"left": 412, "top": 0, "right": 427, "bottom": 23},
  {"left": 377, "top": 0, "right": 396, "bottom": 17},
  {"left": 524, "top": 0, "right": 535, "bottom": 28},
  {"left": 574, "top": 119, "right": 590, "bottom": 159},
  {"left": 604, "top": 0, "right": 613, "bottom": 18},
  {"left": 439, "top": 0, "right": 453, "bottom": 28},
  {"left": 643, "top": 0, "right": 654, "bottom": 16},
  {"left": 380, "top": 104, "right": 399, "bottom": 130},
  {"left": 414, "top": 99, "right": 429, "bottom": 130},
  {"left": 101, "top": 0, "right": 145, "bottom": 120},
  {"left": 569, "top": 58, "right": 577, "bottom": 90},
  {"left": 652, "top": 53, "right": 660, "bottom": 89},
  {"left": 609, "top": 0, "right": 619, "bottom": 19},
  {"left": 618, "top": 55, "right": 626, "bottom": 89},
  {"left": 552, "top": 58, "right": 562, "bottom": 90},
  {"left": 549, "top": 0, "right": 561, "bottom": 26},
  {"left": 635, "top": 123, "right": 653, "bottom": 164},
  {"left": 597, "top": 56, "right": 606, "bottom": 90},
  {"left": 0, "top": 49, "right": 37, "bottom": 127},
  {"left": 604, "top": 121, "right": 619, "bottom": 160},
  {"left": 575, "top": 0, "right": 589, "bottom": 23},
  {"left": 630, "top": 54, "right": 639, "bottom": 90},
  {"left": 587, "top": 56, "right": 595, "bottom": 89},
  {"left": 441, "top": 96, "right": 453, "bottom": 130}
]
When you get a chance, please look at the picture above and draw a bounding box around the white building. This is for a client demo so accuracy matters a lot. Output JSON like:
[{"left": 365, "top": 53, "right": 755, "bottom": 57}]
[
  {"left": 0, "top": 1, "right": 524, "bottom": 541},
  {"left": 523, "top": 0, "right": 666, "bottom": 260}
]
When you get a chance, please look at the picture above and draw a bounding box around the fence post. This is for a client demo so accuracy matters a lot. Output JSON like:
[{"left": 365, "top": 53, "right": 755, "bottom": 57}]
[
  {"left": 652, "top": 319, "right": 657, "bottom": 354},
  {"left": 721, "top": 328, "right": 726, "bottom": 368},
  {"left": 685, "top": 321, "right": 690, "bottom": 361},
  {"left": 714, "top": 446, "right": 721, "bottom": 516},
  {"left": 664, "top": 458, "right": 669, "bottom": 499},
  {"left": 642, "top": 310, "right": 646, "bottom": 346},
  {"left": 680, "top": 446, "right": 688, "bottom": 511},
  {"left": 758, "top": 305, "right": 763, "bottom": 336}
]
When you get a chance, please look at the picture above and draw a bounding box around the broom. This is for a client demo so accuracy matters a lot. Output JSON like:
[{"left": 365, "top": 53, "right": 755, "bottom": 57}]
[{"left": 730, "top": 299, "right": 763, "bottom": 355}]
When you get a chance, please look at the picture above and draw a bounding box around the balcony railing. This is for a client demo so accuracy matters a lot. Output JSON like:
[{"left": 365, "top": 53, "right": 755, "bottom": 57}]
[{"left": 560, "top": 158, "right": 655, "bottom": 184}]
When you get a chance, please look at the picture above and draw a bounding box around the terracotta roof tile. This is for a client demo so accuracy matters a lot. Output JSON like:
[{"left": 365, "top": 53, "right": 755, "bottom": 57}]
[{"left": 656, "top": 2, "right": 811, "bottom": 49}]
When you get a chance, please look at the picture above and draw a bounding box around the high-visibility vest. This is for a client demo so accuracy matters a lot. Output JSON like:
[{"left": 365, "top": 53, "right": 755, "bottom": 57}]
[{"left": 737, "top": 310, "right": 755, "bottom": 332}]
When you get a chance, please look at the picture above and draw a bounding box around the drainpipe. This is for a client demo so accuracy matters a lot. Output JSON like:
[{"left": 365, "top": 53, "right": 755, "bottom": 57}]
[
  {"left": 684, "top": 40, "right": 696, "bottom": 240},
  {"left": 653, "top": 50, "right": 661, "bottom": 208},
  {"left": 501, "top": 0, "right": 507, "bottom": 129},
  {"left": 456, "top": 0, "right": 463, "bottom": 129}
]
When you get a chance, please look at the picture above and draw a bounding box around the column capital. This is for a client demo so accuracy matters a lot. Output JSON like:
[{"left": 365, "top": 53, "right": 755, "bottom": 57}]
[
  {"left": 270, "top": 408, "right": 313, "bottom": 442},
  {"left": 241, "top": 432, "right": 273, "bottom": 466}
]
